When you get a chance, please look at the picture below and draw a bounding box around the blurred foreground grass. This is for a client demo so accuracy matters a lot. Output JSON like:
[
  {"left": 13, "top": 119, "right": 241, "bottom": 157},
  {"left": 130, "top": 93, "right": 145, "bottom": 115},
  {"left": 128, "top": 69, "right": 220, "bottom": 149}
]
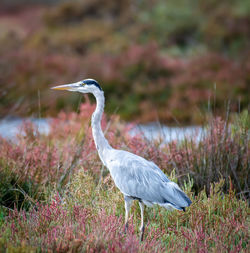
[{"left": 0, "top": 105, "right": 249, "bottom": 252}]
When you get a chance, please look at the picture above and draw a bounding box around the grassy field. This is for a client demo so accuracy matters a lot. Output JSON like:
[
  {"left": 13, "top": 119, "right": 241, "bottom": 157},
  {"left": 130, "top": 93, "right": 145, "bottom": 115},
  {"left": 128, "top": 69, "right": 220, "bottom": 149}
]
[
  {"left": 0, "top": 2, "right": 249, "bottom": 251},
  {"left": 0, "top": 106, "right": 249, "bottom": 252}
]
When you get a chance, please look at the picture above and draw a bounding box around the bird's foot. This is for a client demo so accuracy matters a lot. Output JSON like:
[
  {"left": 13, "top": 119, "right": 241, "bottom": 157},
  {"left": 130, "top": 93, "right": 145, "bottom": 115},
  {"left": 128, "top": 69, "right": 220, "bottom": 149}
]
[
  {"left": 140, "top": 226, "right": 145, "bottom": 242},
  {"left": 124, "top": 222, "right": 128, "bottom": 234}
]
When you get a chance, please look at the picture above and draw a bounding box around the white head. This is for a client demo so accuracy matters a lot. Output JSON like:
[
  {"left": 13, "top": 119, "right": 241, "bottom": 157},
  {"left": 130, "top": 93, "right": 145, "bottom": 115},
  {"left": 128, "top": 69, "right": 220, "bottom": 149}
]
[{"left": 51, "top": 78, "right": 102, "bottom": 94}]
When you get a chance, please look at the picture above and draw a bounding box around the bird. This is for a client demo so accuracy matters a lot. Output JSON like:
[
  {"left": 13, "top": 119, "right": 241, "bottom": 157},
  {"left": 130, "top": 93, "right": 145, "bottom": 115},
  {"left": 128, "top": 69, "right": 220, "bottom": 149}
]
[{"left": 51, "top": 78, "right": 192, "bottom": 241}]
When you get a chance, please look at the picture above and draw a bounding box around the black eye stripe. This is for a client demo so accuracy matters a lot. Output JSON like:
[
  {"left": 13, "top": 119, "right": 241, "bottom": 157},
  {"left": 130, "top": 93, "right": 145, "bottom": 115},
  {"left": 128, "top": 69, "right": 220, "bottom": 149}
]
[{"left": 82, "top": 79, "right": 102, "bottom": 91}]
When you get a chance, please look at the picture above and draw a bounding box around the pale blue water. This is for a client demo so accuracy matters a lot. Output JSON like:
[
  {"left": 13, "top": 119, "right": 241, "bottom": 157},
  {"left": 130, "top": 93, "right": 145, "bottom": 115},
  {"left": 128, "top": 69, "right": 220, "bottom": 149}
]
[
  {"left": 0, "top": 117, "right": 50, "bottom": 140},
  {"left": 0, "top": 118, "right": 203, "bottom": 143},
  {"left": 130, "top": 123, "right": 203, "bottom": 143}
]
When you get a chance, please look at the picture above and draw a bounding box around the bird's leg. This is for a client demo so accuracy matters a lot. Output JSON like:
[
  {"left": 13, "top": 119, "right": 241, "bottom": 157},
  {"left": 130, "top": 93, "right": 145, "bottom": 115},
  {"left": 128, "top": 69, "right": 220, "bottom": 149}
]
[
  {"left": 139, "top": 201, "right": 145, "bottom": 241},
  {"left": 124, "top": 196, "right": 133, "bottom": 234}
]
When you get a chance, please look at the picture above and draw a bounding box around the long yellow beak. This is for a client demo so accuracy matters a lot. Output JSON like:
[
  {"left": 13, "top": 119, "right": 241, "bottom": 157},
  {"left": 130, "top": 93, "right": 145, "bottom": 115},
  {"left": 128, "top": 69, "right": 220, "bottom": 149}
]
[
  {"left": 51, "top": 82, "right": 81, "bottom": 91},
  {"left": 51, "top": 84, "right": 73, "bottom": 90}
]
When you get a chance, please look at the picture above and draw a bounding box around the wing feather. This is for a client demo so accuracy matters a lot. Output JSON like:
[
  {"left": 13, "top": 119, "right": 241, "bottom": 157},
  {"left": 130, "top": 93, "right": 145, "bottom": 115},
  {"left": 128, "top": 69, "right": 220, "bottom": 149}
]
[{"left": 106, "top": 150, "right": 191, "bottom": 208}]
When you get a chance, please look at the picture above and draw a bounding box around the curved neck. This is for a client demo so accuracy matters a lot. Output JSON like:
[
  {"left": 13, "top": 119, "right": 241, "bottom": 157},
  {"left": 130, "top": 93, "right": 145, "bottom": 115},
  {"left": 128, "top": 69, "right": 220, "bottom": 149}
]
[{"left": 91, "top": 90, "right": 112, "bottom": 159}]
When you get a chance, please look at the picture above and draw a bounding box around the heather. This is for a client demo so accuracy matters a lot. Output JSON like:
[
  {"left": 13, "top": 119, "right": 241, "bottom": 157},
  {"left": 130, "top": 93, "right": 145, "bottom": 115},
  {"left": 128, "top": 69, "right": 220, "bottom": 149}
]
[
  {"left": 0, "top": 0, "right": 250, "bottom": 124},
  {"left": 0, "top": 105, "right": 249, "bottom": 252},
  {"left": 0, "top": 1, "right": 249, "bottom": 251}
]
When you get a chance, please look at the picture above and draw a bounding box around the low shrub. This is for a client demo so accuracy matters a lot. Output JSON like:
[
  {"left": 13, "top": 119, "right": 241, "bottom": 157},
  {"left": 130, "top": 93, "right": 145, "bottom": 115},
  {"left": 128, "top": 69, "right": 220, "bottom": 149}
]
[
  {"left": 0, "top": 104, "right": 248, "bottom": 252},
  {"left": 0, "top": 176, "right": 248, "bottom": 252}
]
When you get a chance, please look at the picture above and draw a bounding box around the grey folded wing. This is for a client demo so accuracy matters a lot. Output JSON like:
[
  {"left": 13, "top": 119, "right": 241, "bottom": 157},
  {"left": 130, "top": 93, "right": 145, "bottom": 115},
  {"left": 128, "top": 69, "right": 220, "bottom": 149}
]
[{"left": 107, "top": 150, "right": 191, "bottom": 208}]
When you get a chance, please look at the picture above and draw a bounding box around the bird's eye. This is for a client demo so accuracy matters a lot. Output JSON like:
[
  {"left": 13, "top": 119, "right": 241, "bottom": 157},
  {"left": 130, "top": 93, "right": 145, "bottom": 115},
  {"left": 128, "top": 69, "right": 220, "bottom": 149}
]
[{"left": 81, "top": 82, "right": 86, "bottom": 86}]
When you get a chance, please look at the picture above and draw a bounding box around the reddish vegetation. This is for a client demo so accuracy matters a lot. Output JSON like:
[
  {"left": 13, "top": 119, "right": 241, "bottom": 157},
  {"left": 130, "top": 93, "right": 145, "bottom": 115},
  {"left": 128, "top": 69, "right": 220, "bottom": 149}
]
[
  {"left": 3, "top": 194, "right": 165, "bottom": 252},
  {"left": 0, "top": 1, "right": 249, "bottom": 123},
  {"left": 0, "top": 103, "right": 249, "bottom": 251},
  {"left": 0, "top": 1, "right": 249, "bottom": 250}
]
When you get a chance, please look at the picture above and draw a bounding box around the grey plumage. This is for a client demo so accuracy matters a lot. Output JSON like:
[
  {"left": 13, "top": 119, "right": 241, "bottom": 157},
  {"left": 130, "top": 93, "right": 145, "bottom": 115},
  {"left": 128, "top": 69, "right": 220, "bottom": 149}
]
[
  {"left": 51, "top": 78, "right": 192, "bottom": 241},
  {"left": 106, "top": 150, "right": 191, "bottom": 210}
]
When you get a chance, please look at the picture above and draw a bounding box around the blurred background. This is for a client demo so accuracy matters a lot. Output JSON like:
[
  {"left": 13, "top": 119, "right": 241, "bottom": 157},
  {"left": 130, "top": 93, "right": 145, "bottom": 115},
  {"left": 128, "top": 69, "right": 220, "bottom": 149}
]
[{"left": 0, "top": 0, "right": 249, "bottom": 124}]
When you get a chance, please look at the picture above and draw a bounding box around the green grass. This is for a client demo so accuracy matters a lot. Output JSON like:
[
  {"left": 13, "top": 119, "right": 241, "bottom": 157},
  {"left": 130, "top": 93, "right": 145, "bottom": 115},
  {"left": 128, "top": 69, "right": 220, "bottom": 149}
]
[{"left": 0, "top": 107, "right": 249, "bottom": 252}]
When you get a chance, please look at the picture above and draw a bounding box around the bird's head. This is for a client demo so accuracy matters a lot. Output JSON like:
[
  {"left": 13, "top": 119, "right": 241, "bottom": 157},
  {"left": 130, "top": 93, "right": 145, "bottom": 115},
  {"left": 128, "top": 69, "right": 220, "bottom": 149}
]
[{"left": 51, "top": 78, "right": 102, "bottom": 94}]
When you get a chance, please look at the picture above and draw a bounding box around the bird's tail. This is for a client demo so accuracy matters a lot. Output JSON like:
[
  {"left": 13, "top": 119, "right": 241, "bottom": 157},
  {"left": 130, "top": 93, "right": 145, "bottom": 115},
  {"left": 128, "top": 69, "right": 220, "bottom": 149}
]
[{"left": 161, "top": 182, "right": 192, "bottom": 211}]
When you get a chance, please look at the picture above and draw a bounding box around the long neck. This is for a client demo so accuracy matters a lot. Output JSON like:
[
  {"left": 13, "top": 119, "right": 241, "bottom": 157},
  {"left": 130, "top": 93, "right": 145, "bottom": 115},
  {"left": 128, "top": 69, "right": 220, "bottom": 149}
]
[{"left": 91, "top": 90, "right": 112, "bottom": 158}]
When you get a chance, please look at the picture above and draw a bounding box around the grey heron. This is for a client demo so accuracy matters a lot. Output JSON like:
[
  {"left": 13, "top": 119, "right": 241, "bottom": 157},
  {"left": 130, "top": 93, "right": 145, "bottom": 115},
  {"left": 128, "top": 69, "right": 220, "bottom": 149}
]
[{"left": 51, "top": 79, "right": 192, "bottom": 241}]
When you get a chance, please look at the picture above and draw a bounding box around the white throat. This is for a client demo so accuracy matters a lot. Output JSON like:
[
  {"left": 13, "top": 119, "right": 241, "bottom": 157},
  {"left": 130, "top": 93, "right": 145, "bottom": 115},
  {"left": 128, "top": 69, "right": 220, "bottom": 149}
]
[{"left": 91, "top": 90, "right": 112, "bottom": 164}]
